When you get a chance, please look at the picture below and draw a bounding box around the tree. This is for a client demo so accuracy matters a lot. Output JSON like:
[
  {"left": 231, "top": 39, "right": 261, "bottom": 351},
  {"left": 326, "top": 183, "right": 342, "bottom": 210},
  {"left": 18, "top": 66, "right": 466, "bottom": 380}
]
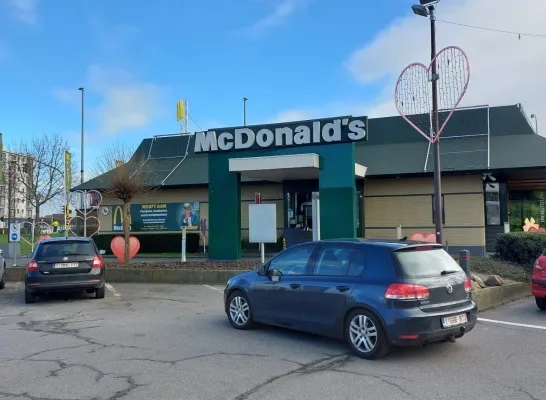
[
  {"left": 100, "top": 143, "right": 158, "bottom": 263},
  {"left": 11, "top": 132, "right": 70, "bottom": 221},
  {"left": 91, "top": 138, "right": 137, "bottom": 178}
]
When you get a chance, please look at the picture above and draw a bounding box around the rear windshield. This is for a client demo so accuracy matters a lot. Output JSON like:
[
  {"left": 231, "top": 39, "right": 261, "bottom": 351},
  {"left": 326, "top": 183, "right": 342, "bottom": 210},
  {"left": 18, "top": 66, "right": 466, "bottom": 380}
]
[
  {"left": 394, "top": 247, "right": 462, "bottom": 278},
  {"left": 36, "top": 241, "right": 95, "bottom": 258}
]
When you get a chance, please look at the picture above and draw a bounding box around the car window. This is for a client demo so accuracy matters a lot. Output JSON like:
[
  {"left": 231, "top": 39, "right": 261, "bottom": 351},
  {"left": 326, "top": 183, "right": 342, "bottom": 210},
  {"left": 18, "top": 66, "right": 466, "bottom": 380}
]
[
  {"left": 394, "top": 247, "right": 463, "bottom": 278},
  {"left": 313, "top": 246, "right": 365, "bottom": 276},
  {"left": 36, "top": 241, "right": 95, "bottom": 258},
  {"left": 269, "top": 245, "right": 315, "bottom": 275}
]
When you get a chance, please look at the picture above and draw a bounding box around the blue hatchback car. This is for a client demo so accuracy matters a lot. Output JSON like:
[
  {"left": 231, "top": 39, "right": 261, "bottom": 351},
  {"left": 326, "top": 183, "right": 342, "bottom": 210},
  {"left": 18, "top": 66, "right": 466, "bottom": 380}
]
[{"left": 224, "top": 239, "right": 477, "bottom": 359}]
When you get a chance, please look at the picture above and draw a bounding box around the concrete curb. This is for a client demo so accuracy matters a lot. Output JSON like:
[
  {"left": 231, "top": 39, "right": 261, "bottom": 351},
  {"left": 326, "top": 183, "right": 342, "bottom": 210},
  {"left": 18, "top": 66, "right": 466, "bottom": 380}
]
[
  {"left": 6, "top": 268, "right": 532, "bottom": 310},
  {"left": 472, "top": 282, "right": 532, "bottom": 311}
]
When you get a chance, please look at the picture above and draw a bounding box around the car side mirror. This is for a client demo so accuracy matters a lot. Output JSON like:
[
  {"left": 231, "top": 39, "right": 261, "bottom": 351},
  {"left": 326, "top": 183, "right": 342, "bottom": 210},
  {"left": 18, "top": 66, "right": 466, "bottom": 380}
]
[
  {"left": 269, "top": 268, "right": 281, "bottom": 282},
  {"left": 99, "top": 250, "right": 106, "bottom": 255}
]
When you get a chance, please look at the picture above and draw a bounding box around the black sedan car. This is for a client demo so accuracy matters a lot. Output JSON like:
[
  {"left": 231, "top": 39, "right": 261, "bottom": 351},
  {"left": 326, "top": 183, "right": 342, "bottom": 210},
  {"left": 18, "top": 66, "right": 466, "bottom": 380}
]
[
  {"left": 24, "top": 237, "right": 106, "bottom": 304},
  {"left": 224, "top": 239, "right": 477, "bottom": 360}
]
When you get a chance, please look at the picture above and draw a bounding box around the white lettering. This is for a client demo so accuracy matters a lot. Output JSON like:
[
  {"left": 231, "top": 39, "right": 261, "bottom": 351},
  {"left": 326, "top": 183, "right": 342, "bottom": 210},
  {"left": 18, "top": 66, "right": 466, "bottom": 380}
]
[
  {"left": 234, "top": 128, "right": 255, "bottom": 149},
  {"left": 275, "top": 127, "right": 293, "bottom": 146},
  {"left": 217, "top": 132, "right": 234, "bottom": 151},
  {"left": 348, "top": 120, "right": 366, "bottom": 140},
  {"left": 312, "top": 121, "right": 321, "bottom": 143},
  {"left": 293, "top": 125, "right": 311, "bottom": 145},
  {"left": 322, "top": 119, "right": 341, "bottom": 142},
  {"left": 256, "top": 129, "right": 274, "bottom": 147},
  {"left": 194, "top": 131, "right": 218, "bottom": 153}
]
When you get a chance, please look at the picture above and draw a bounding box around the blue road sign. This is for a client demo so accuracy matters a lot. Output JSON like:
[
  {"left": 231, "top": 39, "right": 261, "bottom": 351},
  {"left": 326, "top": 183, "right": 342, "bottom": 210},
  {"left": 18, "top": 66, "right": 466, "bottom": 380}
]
[{"left": 11, "top": 232, "right": 18, "bottom": 241}]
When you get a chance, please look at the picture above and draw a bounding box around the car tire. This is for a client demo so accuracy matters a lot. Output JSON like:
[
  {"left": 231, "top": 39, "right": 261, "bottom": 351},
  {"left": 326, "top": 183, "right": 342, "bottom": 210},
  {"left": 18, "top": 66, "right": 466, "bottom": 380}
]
[
  {"left": 226, "top": 291, "right": 255, "bottom": 330},
  {"left": 25, "top": 289, "right": 36, "bottom": 304},
  {"left": 95, "top": 286, "right": 105, "bottom": 299},
  {"left": 536, "top": 297, "right": 546, "bottom": 311},
  {"left": 345, "top": 308, "right": 391, "bottom": 360},
  {"left": 0, "top": 272, "right": 5, "bottom": 290}
]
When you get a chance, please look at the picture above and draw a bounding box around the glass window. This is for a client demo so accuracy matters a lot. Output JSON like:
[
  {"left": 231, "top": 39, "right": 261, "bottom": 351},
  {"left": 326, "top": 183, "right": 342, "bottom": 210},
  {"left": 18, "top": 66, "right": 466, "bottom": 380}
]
[
  {"left": 485, "top": 183, "right": 501, "bottom": 225},
  {"left": 509, "top": 190, "right": 546, "bottom": 232},
  {"left": 313, "top": 246, "right": 365, "bottom": 277},
  {"left": 36, "top": 241, "right": 95, "bottom": 258},
  {"left": 394, "top": 247, "right": 462, "bottom": 278},
  {"left": 268, "top": 244, "right": 315, "bottom": 275}
]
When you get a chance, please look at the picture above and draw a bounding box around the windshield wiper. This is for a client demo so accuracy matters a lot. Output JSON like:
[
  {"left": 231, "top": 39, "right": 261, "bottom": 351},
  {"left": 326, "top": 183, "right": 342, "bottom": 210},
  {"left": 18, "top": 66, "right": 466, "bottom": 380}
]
[{"left": 440, "top": 270, "right": 457, "bottom": 275}]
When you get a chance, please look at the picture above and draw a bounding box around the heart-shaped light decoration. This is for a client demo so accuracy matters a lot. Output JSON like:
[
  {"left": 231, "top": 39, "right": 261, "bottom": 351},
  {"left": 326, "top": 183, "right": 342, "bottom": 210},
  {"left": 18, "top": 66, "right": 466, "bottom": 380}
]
[
  {"left": 20, "top": 221, "right": 53, "bottom": 248},
  {"left": 68, "top": 216, "right": 101, "bottom": 237},
  {"left": 110, "top": 236, "right": 140, "bottom": 262},
  {"left": 394, "top": 46, "right": 470, "bottom": 144},
  {"left": 69, "top": 190, "right": 103, "bottom": 217},
  {"left": 409, "top": 232, "right": 437, "bottom": 243}
]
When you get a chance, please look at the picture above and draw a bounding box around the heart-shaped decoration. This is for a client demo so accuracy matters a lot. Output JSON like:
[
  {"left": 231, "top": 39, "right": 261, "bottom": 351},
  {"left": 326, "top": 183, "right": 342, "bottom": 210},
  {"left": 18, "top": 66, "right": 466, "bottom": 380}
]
[
  {"left": 20, "top": 221, "right": 53, "bottom": 248},
  {"left": 68, "top": 216, "right": 101, "bottom": 237},
  {"left": 395, "top": 46, "right": 470, "bottom": 144},
  {"left": 110, "top": 236, "right": 140, "bottom": 262},
  {"left": 409, "top": 232, "right": 437, "bottom": 243},
  {"left": 69, "top": 190, "right": 103, "bottom": 217}
]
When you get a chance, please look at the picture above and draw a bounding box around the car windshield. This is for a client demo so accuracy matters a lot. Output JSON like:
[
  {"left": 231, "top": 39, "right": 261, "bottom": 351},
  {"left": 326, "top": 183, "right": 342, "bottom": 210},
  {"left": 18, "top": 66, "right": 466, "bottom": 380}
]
[
  {"left": 36, "top": 241, "right": 95, "bottom": 258},
  {"left": 394, "top": 247, "right": 462, "bottom": 278}
]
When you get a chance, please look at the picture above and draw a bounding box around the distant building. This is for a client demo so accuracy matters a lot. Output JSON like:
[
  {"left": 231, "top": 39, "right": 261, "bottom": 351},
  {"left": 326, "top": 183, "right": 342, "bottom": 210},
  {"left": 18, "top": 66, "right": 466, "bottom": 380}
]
[{"left": 0, "top": 149, "right": 36, "bottom": 223}]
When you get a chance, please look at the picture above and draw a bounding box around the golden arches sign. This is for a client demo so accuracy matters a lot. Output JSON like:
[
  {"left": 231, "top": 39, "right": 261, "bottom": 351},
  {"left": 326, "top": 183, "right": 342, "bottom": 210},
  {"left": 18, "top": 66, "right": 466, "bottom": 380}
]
[{"left": 112, "top": 205, "right": 131, "bottom": 231}]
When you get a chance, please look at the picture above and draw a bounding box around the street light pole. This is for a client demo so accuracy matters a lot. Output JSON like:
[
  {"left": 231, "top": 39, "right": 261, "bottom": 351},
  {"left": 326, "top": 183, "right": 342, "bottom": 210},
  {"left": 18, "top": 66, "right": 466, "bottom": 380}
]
[
  {"left": 243, "top": 97, "right": 248, "bottom": 126},
  {"left": 78, "top": 87, "right": 86, "bottom": 237}
]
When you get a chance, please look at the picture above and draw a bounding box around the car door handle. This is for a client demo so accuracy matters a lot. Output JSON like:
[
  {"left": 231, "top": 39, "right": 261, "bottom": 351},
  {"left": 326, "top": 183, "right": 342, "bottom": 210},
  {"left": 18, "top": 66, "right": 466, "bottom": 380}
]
[
  {"left": 289, "top": 284, "right": 301, "bottom": 289},
  {"left": 336, "top": 286, "right": 350, "bottom": 292}
]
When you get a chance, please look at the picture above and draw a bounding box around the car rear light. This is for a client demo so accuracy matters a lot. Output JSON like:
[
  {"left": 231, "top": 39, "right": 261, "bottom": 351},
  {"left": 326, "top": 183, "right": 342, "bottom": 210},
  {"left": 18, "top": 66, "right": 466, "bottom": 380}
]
[
  {"left": 464, "top": 277, "right": 472, "bottom": 293},
  {"left": 92, "top": 256, "right": 104, "bottom": 269},
  {"left": 385, "top": 283, "right": 430, "bottom": 300},
  {"left": 535, "top": 259, "right": 543, "bottom": 270},
  {"left": 27, "top": 259, "right": 38, "bottom": 272}
]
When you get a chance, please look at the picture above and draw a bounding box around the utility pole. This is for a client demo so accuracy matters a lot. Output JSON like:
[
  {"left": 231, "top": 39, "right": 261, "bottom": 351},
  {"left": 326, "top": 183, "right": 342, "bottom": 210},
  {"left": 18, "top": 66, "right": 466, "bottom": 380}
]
[
  {"left": 243, "top": 97, "right": 248, "bottom": 126},
  {"left": 78, "top": 87, "right": 86, "bottom": 237}
]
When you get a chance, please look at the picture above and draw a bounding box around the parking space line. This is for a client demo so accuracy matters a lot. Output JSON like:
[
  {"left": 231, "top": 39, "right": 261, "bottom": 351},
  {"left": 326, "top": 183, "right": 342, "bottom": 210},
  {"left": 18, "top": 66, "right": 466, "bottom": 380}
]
[
  {"left": 202, "top": 284, "right": 224, "bottom": 293},
  {"left": 105, "top": 283, "right": 121, "bottom": 298},
  {"left": 478, "top": 317, "right": 546, "bottom": 330}
]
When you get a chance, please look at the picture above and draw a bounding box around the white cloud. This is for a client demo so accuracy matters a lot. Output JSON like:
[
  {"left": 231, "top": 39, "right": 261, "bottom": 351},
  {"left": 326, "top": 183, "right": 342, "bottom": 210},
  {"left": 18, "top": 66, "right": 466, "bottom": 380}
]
[
  {"left": 276, "top": 0, "right": 546, "bottom": 123},
  {"left": 5, "top": 0, "right": 39, "bottom": 24},
  {"left": 242, "top": 0, "right": 312, "bottom": 34}
]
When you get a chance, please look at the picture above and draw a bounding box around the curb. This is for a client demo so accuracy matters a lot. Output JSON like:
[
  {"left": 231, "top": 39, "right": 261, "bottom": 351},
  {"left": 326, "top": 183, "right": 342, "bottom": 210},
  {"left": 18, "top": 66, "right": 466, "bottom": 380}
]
[
  {"left": 472, "top": 282, "right": 531, "bottom": 311},
  {"left": 6, "top": 268, "right": 532, "bottom": 311}
]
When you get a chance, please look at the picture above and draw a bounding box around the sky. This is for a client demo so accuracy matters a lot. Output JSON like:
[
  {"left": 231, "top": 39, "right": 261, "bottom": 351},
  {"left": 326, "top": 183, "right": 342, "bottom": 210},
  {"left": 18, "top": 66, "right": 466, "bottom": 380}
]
[{"left": 1, "top": 0, "right": 545, "bottom": 202}]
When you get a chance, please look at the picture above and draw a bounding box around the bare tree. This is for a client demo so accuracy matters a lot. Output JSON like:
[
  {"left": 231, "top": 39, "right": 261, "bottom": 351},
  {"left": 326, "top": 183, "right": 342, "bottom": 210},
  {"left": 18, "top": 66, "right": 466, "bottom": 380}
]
[
  {"left": 91, "top": 139, "right": 137, "bottom": 178},
  {"left": 11, "top": 133, "right": 69, "bottom": 221},
  {"left": 102, "top": 144, "right": 157, "bottom": 263}
]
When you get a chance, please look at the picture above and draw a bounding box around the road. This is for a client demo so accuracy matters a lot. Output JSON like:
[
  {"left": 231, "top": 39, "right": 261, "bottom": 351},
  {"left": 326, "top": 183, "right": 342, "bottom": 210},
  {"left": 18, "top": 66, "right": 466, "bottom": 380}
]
[{"left": 0, "top": 283, "right": 545, "bottom": 400}]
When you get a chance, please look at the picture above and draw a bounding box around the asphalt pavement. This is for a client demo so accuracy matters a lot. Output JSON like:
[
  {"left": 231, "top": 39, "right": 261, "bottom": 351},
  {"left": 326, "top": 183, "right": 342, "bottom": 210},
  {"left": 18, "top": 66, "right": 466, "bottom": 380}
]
[{"left": 0, "top": 283, "right": 545, "bottom": 400}]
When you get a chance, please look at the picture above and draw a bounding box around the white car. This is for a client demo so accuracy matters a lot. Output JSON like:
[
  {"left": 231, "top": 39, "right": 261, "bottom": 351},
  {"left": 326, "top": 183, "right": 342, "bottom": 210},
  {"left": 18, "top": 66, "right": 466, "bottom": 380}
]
[{"left": 0, "top": 249, "right": 5, "bottom": 289}]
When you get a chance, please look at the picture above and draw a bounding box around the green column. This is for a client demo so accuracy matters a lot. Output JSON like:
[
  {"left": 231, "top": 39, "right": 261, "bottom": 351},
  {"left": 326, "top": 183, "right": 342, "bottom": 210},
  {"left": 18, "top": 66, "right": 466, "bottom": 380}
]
[
  {"left": 208, "top": 153, "right": 241, "bottom": 260},
  {"left": 318, "top": 143, "right": 357, "bottom": 239}
]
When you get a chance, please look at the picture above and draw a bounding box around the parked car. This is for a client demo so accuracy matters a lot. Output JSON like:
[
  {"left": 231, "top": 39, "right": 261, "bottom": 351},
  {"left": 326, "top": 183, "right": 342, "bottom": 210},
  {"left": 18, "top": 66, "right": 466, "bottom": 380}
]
[
  {"left": 0, "top": 249, "right": 5, "bottom": 290},
  {"left": 224, "top": 239, "right": 477, "bottom": 360},
  {"left": 24, "top": 237, "right": 106, "bottom": 304},
  {"left": 532, "top": 250, "right": 546, "bottom": 311}
]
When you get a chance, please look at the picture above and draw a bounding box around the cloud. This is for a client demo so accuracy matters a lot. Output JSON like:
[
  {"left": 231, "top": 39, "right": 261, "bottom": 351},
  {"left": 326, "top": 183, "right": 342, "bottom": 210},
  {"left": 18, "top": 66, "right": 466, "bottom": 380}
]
[
  {"left": 275, "top": 0, "right": 546, "bottom": 124},
  {"left": 5, "top": 0, "right": 39, "bottom": 24},
  {"left": 241, "top": 0, "right": 312, "bottom": 35},
  {"left": 53, "top": 65, "right": 166, "bottom": 136}
]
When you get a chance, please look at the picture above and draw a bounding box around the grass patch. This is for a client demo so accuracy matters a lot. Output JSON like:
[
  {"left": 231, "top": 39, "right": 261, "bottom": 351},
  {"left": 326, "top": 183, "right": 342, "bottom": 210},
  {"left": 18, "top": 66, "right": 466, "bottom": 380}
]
[{"left": 453, "top": 255, "right": 531, "bottom": 282}]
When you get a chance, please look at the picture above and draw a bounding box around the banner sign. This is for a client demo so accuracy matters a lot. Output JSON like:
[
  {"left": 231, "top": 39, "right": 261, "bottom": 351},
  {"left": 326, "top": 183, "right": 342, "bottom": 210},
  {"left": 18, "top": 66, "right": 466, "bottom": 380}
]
[
  {"left": 112, "top": 202, "right": 200, "bottom": 232},
  {"left": 64, "top": 150, "right": 72, "bottom": 192}
]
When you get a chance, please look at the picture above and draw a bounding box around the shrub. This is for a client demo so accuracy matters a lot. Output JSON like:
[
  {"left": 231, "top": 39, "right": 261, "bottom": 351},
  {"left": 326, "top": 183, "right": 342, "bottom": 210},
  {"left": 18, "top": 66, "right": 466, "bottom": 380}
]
[
  {"left": 93, "top": 233, "right": 200, "bottom": 254},
  {"left": 495, "top": 232, "right": 546, "bottom": 267}
]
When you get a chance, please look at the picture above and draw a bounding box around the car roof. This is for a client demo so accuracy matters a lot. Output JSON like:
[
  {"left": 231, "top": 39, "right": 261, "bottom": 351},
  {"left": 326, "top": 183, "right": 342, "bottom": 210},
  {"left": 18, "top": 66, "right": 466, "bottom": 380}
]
[
  {"left": 38, "top": 237, "right": 94, "bottom": 244},
  {"left": 317, "top": 238, "right": 442, "bottom": 250}
]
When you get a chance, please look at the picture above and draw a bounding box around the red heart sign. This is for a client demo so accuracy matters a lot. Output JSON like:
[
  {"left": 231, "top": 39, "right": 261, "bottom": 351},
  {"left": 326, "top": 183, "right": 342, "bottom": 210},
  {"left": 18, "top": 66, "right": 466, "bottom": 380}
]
[
  {"left": 395, "top": 46, "right": 470, "bottom": 144},
  {"left": 110, "top": 236, "right": 140, "bottom": 262},
  {"left": 409, "top": 232, "right": 437, "bottom": 243}
]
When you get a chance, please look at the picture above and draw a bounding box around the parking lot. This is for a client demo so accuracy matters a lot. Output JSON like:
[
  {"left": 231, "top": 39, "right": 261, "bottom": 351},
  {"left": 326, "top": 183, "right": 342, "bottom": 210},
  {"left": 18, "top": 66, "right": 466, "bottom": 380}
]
[{"left": 0, "top": 282, "right": 545, "bottom": 400}]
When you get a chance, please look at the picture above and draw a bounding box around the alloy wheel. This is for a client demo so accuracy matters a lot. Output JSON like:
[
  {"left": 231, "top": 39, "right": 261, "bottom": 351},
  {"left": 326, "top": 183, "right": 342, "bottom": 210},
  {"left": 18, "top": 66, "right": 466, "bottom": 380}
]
[
  {"left": 349, "top": 314, "right": 378, "bottom": 353},
  {"left": 229, "top": 295, "right": 250, "bottom": 326}
]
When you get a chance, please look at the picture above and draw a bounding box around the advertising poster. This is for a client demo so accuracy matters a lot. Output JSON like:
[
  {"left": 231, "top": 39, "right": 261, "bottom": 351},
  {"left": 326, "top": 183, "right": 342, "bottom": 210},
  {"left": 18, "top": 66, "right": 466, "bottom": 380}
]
[{"left": 112, "top": 202, "right": 200, "bottom": 232}]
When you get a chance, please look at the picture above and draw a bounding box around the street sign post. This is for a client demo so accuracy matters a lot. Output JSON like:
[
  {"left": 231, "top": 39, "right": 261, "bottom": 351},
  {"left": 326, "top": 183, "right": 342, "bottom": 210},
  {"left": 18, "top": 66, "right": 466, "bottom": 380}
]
[{"left": 10, "top": 223, "right": 20, "bottom": 267}]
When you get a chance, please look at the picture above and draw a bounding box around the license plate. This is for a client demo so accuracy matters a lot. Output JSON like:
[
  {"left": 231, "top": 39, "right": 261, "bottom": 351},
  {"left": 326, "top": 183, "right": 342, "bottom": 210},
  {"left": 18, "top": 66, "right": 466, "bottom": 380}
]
[
  {"left": 441, "top": 313, "right": 468, "bottom": 328},
  {"left": 53, "top": 262, "right": 79, "bottom": 269}
]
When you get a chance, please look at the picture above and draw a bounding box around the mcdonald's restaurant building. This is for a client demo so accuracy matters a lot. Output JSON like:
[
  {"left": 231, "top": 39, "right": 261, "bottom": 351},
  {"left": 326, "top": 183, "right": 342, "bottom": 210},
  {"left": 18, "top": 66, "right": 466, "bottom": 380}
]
[{"left": 74, "top": 103, "right": 546, "bottom": 259}]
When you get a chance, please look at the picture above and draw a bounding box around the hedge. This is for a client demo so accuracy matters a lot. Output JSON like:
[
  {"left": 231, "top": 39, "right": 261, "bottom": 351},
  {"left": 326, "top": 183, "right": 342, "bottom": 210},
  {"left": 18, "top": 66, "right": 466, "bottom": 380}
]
[
  {"left": 495, "top": 232, "right": 546, "bottom": 267},
  {"left": 93, "top": 234, "right": 284, "bottom": 255}
]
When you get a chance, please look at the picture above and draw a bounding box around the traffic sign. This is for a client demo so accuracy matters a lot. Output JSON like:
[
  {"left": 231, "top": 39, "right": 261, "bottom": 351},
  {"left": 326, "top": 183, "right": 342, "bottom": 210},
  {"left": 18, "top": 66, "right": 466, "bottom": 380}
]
[{"left": 10, "top": 223, "right": 20, "bottom": 242}]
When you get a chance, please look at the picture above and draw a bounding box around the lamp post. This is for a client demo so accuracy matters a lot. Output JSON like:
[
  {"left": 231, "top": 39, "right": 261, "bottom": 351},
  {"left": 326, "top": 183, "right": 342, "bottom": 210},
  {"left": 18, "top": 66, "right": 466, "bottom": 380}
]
[
  {"left": 412, "top": 0, "right": 444, "bottom": 245},
  {"left": 78, "top": 87, "right": 86, "bottom": 237},
  {"left": 531, "top": 114, "right": 539, "bottom": 134},
  {"left": 243, "top": 97, "right": 248, "bottom": 126},
  {"left": 6, "top": 160, "right": 15, "bottom": 242}
]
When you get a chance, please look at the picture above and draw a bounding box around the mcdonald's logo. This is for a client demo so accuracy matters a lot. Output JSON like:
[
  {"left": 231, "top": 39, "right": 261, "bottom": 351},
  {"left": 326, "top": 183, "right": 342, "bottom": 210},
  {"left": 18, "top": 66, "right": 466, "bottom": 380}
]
[{"left": 112, "top": 206, "right": 131, "bottom": 231}]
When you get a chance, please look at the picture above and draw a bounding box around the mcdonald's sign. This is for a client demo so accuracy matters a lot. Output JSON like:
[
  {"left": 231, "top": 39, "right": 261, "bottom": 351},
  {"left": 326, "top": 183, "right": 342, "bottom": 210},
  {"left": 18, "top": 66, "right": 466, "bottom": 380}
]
[{"left": 112, "top": 205, "right": 132, "bottom": 232}]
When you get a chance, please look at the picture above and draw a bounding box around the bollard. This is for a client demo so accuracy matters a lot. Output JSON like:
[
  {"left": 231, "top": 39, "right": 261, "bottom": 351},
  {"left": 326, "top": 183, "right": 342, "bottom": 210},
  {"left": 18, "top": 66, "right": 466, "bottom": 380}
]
[
  {"left": 181, "top": 227, "right": 187, "bottom": 262},
  {"left": 459, "top": 250, "right": 470, "bottom": 276},
  {"left": 396, "top": 225, "right": 402, "bottom": 240},
  {"left": 503, "top": 222, "right": 510, "bottom": 233}
]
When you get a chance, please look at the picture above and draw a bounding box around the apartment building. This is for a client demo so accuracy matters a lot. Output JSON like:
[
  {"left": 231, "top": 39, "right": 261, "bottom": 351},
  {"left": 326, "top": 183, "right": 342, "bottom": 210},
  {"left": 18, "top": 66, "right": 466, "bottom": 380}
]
[{"left": 0, "top": 149, "right": 35, "bottom": 224}]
